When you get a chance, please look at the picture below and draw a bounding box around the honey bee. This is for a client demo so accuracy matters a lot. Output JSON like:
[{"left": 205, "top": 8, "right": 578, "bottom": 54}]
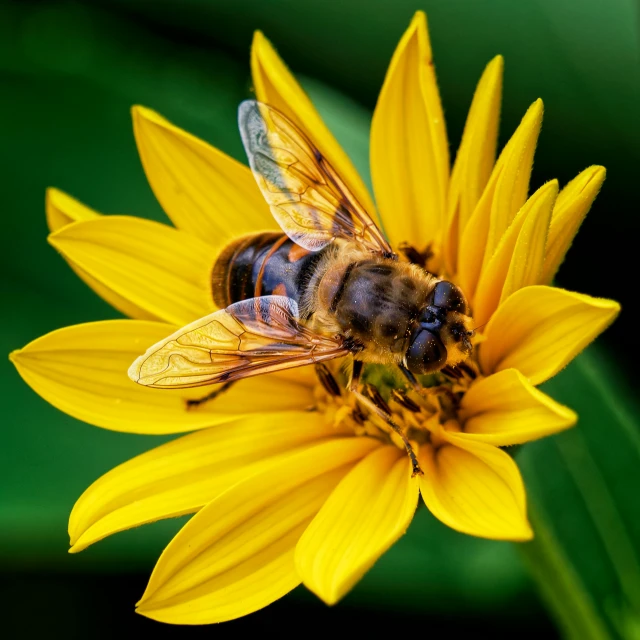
[{"left": 128, "top": 101, "right": 474, "bottom": 473}]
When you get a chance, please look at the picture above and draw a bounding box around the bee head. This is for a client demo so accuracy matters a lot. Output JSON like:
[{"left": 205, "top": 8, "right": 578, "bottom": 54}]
[{"left": 404, "top": 281, "right": 473, "bottom": 374}]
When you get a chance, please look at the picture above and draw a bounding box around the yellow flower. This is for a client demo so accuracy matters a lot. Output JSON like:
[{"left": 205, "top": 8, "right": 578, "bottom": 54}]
[{"left": 10, "top": 11, "right": 619, "bottom": 624}]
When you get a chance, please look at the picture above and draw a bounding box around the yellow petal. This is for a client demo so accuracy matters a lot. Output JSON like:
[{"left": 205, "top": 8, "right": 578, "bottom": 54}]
[
  {"left": 295, "top": 445, "right": 419, "bottom": 605},
  {"left": 140, "top": 522, "right": 303, "bottom": 625},
  {"left": 370, "top": 11, "right": 449, "bottom": 250},
  {"left": 251, "top": 31, "right": 376, "bottom": 217},
  {"left": 132, "top": 106, "right": 275, "bottom": 243},
  {"left": 444, "top": 55, "right": 503, "bottom": 275},
  {"left": 46, "top": 190, "right": 159, "bottom": 320},
  {"left": 136, "top": 437, "right": 379, "bottom": 624},
  {"left": 48, "top": 216, "right": 214, "bottom": 325},
  {"left": 69, "top": 414, "right": 352, "bottom": 553},
  {"left": 473, "top": 180, "right": 558, "bottom": 327},
  {"left": 542, "top": 166, "right": 606, "bottom": 283},
  {"left": 10, "top": 320, "right": 315, "bottom": 435},
  {"left": 458, "top": 100, "right": 543, "bottom": 299},
  {"left": 480, "top": 286, "right": 620, "bottom": 384},
  {"left": 458, "top": 368, "right": 576, "bottom": 445},
  {"left": 46, "top": 187, "right": 100, "bottom": 232},
  {"left": 419, "top": 435, "right": 532, "bottom": 540},
  {"left": 500, "top": 181, "right": 557, "bottom": 302}
]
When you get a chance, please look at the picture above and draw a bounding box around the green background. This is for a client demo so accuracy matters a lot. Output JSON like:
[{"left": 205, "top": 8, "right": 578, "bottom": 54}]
[{"left": 1, "top": 0, "right": 639, "bottom": 637}]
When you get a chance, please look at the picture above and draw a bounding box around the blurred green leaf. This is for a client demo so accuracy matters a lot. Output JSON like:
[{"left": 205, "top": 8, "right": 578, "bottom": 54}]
[{"left": 518, "top": 350, "right": 640, "bottom": 640}]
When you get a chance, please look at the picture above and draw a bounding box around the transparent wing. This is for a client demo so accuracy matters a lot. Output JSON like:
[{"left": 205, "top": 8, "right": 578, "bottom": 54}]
[
  {"left": 128, "top": 296, "right": 347, "bottom": 388},
  {"left": 239, "top": 100, "right": 393, "bottom": 255}
]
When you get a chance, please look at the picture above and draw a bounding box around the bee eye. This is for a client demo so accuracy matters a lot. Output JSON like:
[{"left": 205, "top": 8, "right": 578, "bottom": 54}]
[
  {"left": 433, "top": 281, "right": 468, "bottom": 315},
  {"left": 405, "top": 329, "right": 447, "bottom": 375}
]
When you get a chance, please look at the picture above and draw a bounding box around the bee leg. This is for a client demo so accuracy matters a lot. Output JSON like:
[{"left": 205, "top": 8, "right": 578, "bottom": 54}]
[
  {"left": 185, "top": 381, "right": 235, "bottom": 409},
  {"left": 349, "top": 359, "right": 364, "bottom": 393},
  {"left": 353, "top": 388, "right": 423, "bottom": 476},
  {"left": 398, "top": 242, "right": 433, "bottom": 267},
  {"left": 315, "top": 363, "right": 341, "bottom": 397},
  {"left": 398, "top": 364, "right": 422, "bottom": 392}
]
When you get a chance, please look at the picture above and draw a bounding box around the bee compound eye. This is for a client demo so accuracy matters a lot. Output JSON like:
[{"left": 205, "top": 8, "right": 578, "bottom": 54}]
[
  {"left": 433, "top": 281, "right": 468, "bottom": 314},
  {"left": 405, "top": 329, "right": 447, "bottom": 375}
]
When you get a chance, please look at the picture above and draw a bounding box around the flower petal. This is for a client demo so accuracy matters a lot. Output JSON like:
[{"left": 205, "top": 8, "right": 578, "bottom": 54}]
[
  {"left": 480, "top": 286, "right": 620, "bottom": 384},
  {"left": 500, "top": 182, "right": 557, "bottom": 303},
  {"left": 444, "top": 55, "right": 503, "bottom": 275},
  {"left": 48, "top": 215, "right": 214, "bottom": 325},
  {"left": 458, "top": 100, "right": 543, "bottom": 298},
  {"left": 10, "top": 320, "right": 315, "bottom": 435},
  {"left": 473, "top": 180, "right": 558, "bottom": 327},
  {"left": 295, "top": 445, "right": 419, "bottom": 605},
  {"left": 136, "top": 437, "right": 379, "bottom": 624},
  {"left": 458, "top": 368, "right": 576, "bottom": 446},
  {"left": 46, "top": 188, "right": 100, "bottom": 232},
  {"left": 141, "top": 522, "right": 303, "bottom": 625},
  {"left": 419, "top": 435, "right": 532, "bottom": 540},
  {"left": 132, "top": 106, "right": 275, "bottom": 243},
  {"left": 542, "top": 166, "right": 606, "bottom": 284},
  {"left": 370, "top": 11, "right": 449, "bottom": 250},
  {"left": 251, "top": 31, "right": 375, "bottom": 217},
  {"left": 69, "top": 414, "right": 352, "bottom": 553},
  {"left": 46, "top": 190, "right": 160, "bottom": 320}
]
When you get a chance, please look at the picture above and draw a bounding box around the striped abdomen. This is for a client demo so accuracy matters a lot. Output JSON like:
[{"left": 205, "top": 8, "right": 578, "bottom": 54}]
[{"left": 211, "top": 232, "right": 326, "bottom": 309}]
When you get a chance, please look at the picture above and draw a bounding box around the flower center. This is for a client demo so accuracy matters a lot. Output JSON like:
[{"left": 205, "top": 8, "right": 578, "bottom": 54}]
[{"left": 313, "top": 359, "right": 480, "bottom": 454}]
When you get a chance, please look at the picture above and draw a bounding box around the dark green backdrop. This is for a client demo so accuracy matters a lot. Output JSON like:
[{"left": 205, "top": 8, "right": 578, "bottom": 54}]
[{"left": 2, "top": 1, "right": 639, "bottom": 638}]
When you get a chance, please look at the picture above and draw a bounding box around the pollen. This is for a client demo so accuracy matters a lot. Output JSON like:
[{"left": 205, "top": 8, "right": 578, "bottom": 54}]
[{"left": 312, "top": 360, "right": 479, "bottom": 460}]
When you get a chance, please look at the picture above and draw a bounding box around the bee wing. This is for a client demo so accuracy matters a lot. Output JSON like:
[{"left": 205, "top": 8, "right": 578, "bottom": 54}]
[
  {"left": 239, "top": 100, "right": 393, "bottom": 256},
  {"left": 128, "top": 296, "right": 348, "bottom": 388}
]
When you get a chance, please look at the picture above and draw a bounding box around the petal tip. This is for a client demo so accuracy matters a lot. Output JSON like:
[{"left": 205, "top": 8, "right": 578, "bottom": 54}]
[
  {"left": 565, "top": 409, "right": 579, "bottom": 428},
  {"left": 516, "top": 523, "right": 534, "bottom": 542},
  {"left": 133, "top": 605, "right": 173, "bottom": 626},
  {"left": 527, "top": 98, "right": 544, "bottom": 121},
  {"left": 45, "top": 186, "right": 63, "bottom": 203},
  {"left": 251, "top": 29, "right": 274, "bottom": 63},
  {"left": 68, "top": 527, "right": 84, "bottom": 553},
  {"left": 131, "top": 104, "right": 160, "bottom": 126},
  {"left": 46, "top": 228, "right": 63, "bottom": 247},
  {"left": 135, "top": 591, "right": 152, "bottom": 609},
  {"left": 597, "top": 297, "right": 621, "bottom": 317},
  {"left": 320, "top": 593, "right": 340, "bottom": 607},
  {"left": 131, "top": 105, "right": 174, "bottom": 135},
  {"left": 134, "top": 604, "right": 158, "bottom": 621},
  {"left": 411, "top": 9, "right": 427, "bottom": 26},
  {"left": 302, "top": 584, "right": 341, "bottom": 607},
  {"left": 252, "top": 29, "right": 266, "bottom": 46},
  {"left": 484, "top": 54, "right": 504, "bottom": 79}
]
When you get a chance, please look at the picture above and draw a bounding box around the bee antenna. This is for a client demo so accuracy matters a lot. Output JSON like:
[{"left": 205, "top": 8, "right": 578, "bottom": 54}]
[{"left": 471, "top": 321, "right": 489, "bottom": 332}]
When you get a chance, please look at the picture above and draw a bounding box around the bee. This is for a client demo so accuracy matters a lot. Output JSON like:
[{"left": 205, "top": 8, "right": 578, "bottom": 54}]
[{"left": 128, "top": 101, "right": 474, "bottom": 473}]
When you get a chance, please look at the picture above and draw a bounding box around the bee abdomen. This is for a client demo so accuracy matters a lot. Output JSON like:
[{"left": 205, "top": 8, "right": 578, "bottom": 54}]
[{"left": 211, "top": 232, "right": 326, "bottom": 308}]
